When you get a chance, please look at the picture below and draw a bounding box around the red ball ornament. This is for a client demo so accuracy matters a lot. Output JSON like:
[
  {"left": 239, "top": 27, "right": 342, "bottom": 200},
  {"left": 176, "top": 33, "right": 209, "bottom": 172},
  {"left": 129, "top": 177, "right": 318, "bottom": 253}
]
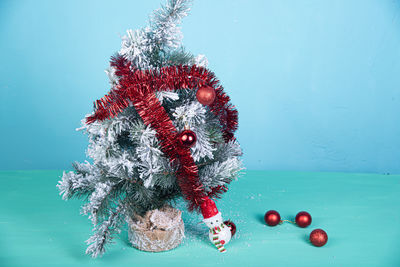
[
  {"left": 309, "top": 229, "right": 328, "bottom": 247},
  {"left": 295, "top": 211, "right": 312, "bottom": 228},
  {"left": 224, "top": 220, "right": 237, "bottom": 237},
  {"left": 178, "top": 130, "right": 196, "bottom": 147},
  {"left": 264, "top": 210, "right": 281, "bottom": 226},
  {"left": 196, "top": 86, "right": 216, "bottom": 105}
]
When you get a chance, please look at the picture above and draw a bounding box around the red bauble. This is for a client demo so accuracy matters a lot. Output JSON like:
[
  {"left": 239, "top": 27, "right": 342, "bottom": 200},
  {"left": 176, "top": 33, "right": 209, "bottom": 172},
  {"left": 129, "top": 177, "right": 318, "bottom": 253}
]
[
  {"left": 178, "top": 130, "right": 197, "bottom": 147},
  {"left": 295, "top": 211, "right": 312, "bottom": 228},
  {"left": 310, "top": 229, "right": 328, "bottom": 247},
  {"left": 264, "top": 210, "right": 281, "bottom": 226},
  {"left": 224, "top": 220, "right": 237, "bottom": 236},
  {"left": 196, "top": 86, "right": 216, "bottom": 105}
]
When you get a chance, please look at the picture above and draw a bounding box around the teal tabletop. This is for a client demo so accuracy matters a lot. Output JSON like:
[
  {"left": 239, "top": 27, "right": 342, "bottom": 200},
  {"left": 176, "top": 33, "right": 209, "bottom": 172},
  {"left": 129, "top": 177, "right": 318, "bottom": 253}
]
[{"left": 1, "top": 170, "right": 399, "bottom": 267}]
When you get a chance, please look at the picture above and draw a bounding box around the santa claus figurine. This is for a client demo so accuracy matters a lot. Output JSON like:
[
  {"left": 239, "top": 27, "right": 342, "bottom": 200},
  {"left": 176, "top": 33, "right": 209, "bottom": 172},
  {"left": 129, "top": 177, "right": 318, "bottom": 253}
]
[{"left": 201, "top": 198, "right": 235, "bottom": 253}]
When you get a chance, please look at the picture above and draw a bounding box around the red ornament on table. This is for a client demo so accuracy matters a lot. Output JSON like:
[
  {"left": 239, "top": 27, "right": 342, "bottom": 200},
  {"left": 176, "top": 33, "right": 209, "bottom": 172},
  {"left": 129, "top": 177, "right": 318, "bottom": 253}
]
[
  {"left": 295, "top": 211, "right": 312, "bottom": 228},
  {"left": 309, "top": 229, "right": 328, "bottom": 247},
  {"left": 178, "top": 130, "right": 197, "bottom": 147},
  {"left": 224, "top": 220, "right": 237, "bottom": 236},
  {"left": 264, "top": 210, "right": 281, "bottom": 226},
  {"left": 196, "top": 86, "right": 216, "bottom": 105}
]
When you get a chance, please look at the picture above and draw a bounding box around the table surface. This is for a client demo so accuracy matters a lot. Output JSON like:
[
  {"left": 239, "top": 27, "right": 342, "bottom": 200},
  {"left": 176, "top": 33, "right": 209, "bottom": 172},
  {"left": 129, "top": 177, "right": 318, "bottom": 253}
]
[{"left": 1, "top": 170, "right": 399, "bottom": 267}]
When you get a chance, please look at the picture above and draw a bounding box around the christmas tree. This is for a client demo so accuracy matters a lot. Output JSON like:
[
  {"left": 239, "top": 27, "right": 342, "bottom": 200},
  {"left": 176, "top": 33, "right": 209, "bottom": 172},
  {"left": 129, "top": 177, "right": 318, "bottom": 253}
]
[{"left": 58, "top": 0, "right": 243, "bottom": 257}]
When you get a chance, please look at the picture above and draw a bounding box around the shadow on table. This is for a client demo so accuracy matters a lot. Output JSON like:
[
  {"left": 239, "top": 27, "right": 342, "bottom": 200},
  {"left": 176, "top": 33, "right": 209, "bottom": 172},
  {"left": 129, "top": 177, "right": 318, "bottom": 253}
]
[{"left": 255, "top": 213, "right": 265, "bottom": 224}]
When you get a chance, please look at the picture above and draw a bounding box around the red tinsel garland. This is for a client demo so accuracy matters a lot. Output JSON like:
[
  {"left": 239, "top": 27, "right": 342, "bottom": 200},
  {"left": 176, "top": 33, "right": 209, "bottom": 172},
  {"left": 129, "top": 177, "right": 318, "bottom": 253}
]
[{"left": 86, "top": 55, "right": 238, "bottom": 211}]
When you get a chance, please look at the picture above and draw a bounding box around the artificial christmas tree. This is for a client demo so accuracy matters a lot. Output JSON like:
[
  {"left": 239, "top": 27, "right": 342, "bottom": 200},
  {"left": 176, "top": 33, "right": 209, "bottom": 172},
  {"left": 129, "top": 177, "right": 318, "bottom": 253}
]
[{"left": 57, "top": 0, "right": 243, "bottom": 257}]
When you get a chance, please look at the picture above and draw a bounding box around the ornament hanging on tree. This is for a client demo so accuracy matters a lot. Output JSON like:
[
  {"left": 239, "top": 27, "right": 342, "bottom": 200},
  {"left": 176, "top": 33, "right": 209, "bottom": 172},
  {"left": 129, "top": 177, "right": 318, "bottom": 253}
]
[
  {"left": 196, "top": 86, "right": 216, "bottom": 105},
  {"left": 57, "top": 0, "right": 242, "bottom": 258},
  {"left": 178, "top": 130, "right": 197, "bottom": 147}
]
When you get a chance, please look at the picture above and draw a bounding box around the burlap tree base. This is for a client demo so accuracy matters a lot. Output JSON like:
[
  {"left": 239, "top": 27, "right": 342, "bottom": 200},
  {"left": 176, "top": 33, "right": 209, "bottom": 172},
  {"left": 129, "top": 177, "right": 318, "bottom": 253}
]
[{"left": 128, "top": 205, "right": 185, "bottom": 252}]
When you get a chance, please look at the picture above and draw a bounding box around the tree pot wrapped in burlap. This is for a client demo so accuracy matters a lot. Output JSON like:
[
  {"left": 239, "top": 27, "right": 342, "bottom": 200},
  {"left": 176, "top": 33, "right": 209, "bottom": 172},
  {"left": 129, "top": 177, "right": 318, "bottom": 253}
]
[{"left": 127, "top": 205, "right": 185, "bottom": 252}]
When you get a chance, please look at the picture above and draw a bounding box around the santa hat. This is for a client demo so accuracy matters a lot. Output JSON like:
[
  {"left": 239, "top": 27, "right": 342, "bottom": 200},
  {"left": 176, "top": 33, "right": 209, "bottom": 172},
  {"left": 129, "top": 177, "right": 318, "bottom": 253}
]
[{"left": 200, "top": 197, "right": 219, "bottom": 219}]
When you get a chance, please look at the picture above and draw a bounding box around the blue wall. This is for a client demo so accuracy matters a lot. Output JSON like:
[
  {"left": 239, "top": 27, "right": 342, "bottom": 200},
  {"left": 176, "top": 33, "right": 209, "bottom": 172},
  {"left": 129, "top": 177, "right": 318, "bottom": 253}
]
[{"left": 1, "top": 0, "right": 400, "bottom": 173}]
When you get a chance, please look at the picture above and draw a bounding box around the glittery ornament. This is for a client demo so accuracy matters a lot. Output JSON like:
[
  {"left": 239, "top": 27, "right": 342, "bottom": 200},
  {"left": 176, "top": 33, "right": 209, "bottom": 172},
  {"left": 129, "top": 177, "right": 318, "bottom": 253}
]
[
  {"left": 196, "top": 86, "right": 216, "bottom": 105},
  {"left": 310, "top": 229, "right": 328, "bottom": 247}
]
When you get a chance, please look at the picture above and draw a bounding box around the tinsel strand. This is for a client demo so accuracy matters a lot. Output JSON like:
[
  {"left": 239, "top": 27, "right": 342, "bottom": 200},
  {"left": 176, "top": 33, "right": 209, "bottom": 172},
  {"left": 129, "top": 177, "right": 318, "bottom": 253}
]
[
  {"left": 87, "top": 56, "right": 238, "bottom": 142},
  {"left": 86, "top": 55, "right": 238, "bottom": 210}
]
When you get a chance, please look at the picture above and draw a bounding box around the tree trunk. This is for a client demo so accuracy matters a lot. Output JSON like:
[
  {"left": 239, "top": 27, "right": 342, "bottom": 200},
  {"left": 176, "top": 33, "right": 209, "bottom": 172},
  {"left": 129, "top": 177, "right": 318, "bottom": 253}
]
[{"left": 127, "top": 205, "right": 185, "bottom": 252}]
